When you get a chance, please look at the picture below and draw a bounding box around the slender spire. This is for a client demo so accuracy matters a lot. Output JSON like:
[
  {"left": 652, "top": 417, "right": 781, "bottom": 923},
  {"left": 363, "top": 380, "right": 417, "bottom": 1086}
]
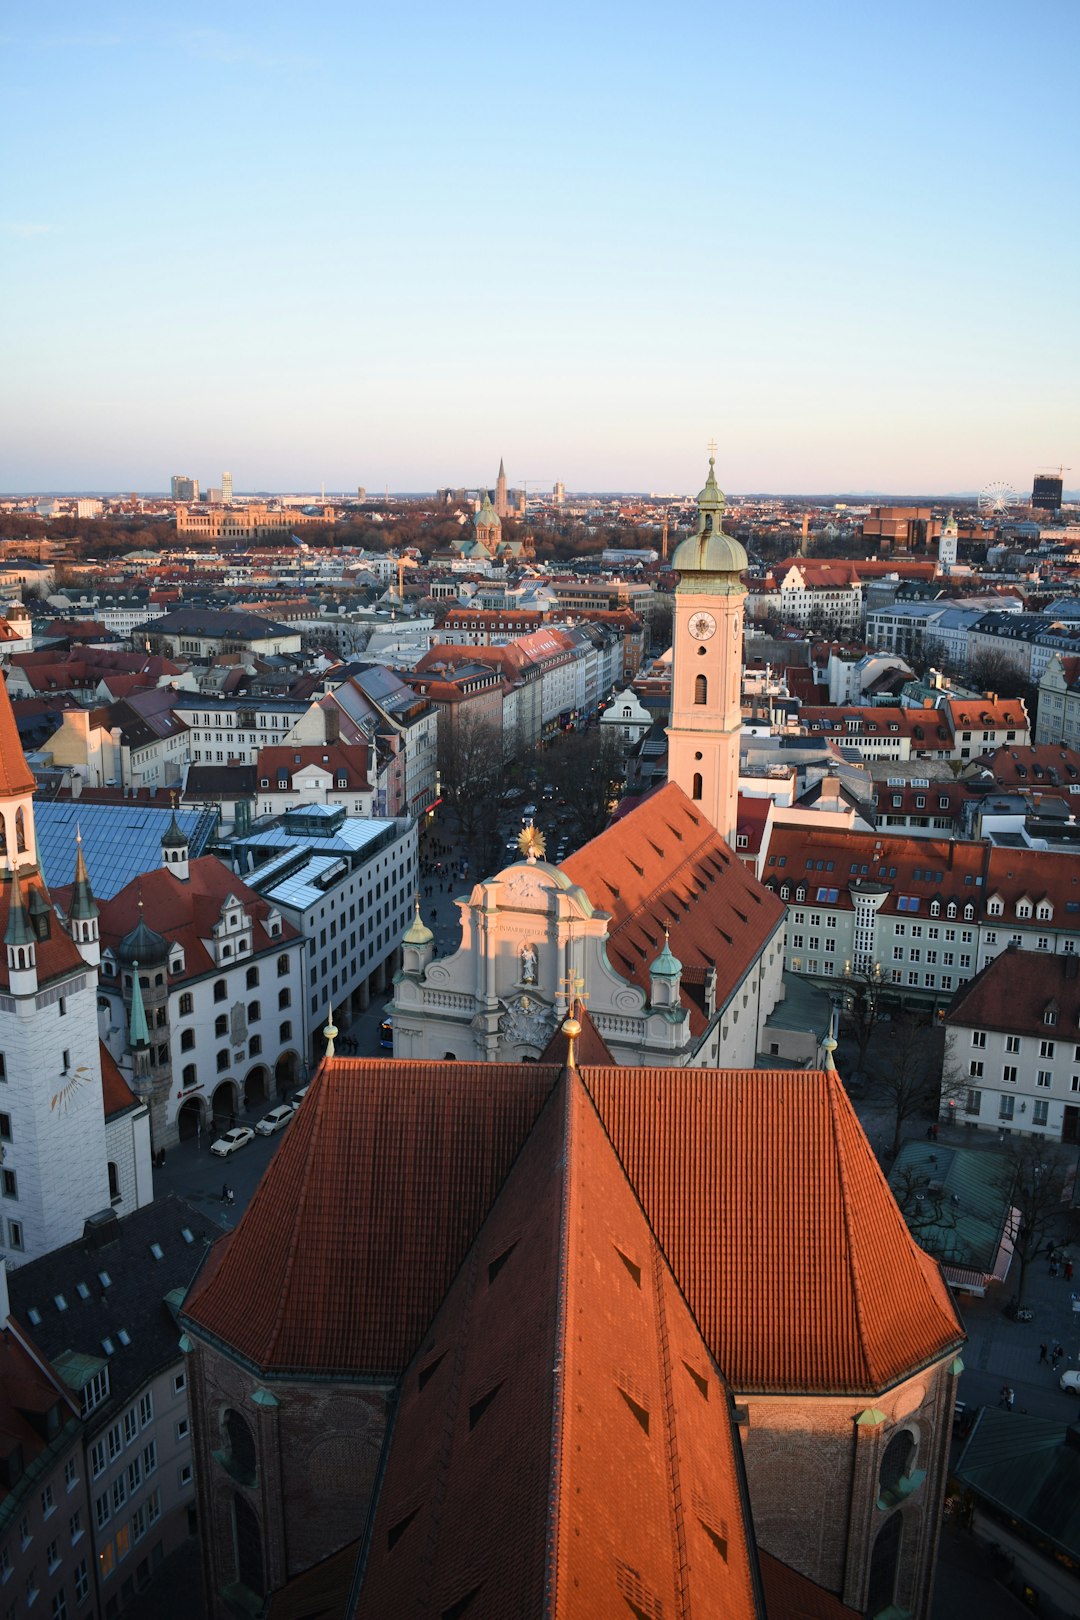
[
  {"left": 4, "top": 865, "right": 33, "bottom": 948},
  {"left": 498, "top": 456, "right": 506, "bottom": 479},
  {"left": 128, "top": 959, "right": 150, "bottom": 1049},
  {"left": 324, "top": 1012, "right": 339, "bottom": 1059},
  {"left": 68, "top": 826, "right": 99, "bottom": 921}
]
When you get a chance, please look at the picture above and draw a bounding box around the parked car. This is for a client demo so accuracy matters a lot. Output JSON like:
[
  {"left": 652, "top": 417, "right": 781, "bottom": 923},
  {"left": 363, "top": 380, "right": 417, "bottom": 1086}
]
[
  {"left": 1060, "top": 1370, "right": 1080, "bottom": 1393},
  {"left": 255, "top": 1105, "right": 294, "bottom": 1137},
  {"left": 290, "top": 1086, "right": 310, "bottom": 1110},
  {"left": 379, "top": 1019, "right": 394, "bottom": 1050},
  {"left": 210, "top": 1126, "right": 255, "bottom": 1158}
]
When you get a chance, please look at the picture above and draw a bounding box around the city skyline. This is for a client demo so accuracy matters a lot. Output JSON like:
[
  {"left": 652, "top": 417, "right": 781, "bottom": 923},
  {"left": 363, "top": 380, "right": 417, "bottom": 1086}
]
[{"left": 2, "top": 0, "right": 1077, "bottom": 493}]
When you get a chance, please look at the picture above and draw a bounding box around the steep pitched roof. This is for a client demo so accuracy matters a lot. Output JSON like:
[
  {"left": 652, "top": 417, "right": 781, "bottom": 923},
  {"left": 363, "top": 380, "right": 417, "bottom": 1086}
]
[
  {"left": 184, "top": 1061, "right": 962, "bottom": 1397},
  {"left": 352, "top": 1070, "right": 761, "bottom": 1620},
  {"left": 582, "top": 1065, "right": 962, "bottom": 1394},
  {"left": 0, "top": 870, "right": 85, "bottom": 992},
  {"left": 562, "top": 782, "right": 786, "bottom": 1036},
  {"left": 99, "top": 1042, "right": 140, "bottom": 1119},
  {"left": 184, "top": 1061, "right": 560, "bottom": 1376},
  {"left": 0, "top": 671, "right": 37, "bottom": 796},
  {"left": 945, "top": 948, "right": 1080, "bottom": 1037}
]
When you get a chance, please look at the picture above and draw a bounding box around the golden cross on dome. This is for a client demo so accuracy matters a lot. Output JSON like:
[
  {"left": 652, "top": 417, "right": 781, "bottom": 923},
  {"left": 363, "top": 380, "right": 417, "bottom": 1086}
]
[{"left": 707, "top": 436, "right": 717, "bottom": 459}]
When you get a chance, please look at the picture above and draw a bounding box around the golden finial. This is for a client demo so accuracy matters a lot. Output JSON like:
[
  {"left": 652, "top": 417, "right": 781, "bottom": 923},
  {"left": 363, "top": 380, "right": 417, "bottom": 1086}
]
[
  {"left": 561, "top": 1009, "right": 582, "bottom": 1068},
  {"left": 324, "top": 1013, "right": 339, "bottom": 1059},
  {"left": 516, "top": 820, "right": 546, "bottom": 863}
]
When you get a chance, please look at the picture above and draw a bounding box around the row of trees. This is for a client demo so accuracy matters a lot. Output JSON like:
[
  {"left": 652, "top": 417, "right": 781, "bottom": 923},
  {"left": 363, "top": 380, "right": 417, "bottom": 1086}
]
[{"left": 437, "top": 712, "right": 627, "bottom": 871}]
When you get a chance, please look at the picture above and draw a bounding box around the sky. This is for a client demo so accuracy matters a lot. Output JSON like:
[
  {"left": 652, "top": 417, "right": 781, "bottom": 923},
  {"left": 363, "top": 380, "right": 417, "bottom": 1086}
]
[{"left": 2, "top": 1, "right": 1078, "bottom": 495}]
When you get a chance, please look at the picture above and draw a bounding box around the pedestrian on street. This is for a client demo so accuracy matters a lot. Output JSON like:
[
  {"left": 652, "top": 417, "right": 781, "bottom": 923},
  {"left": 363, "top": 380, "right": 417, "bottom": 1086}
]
[
  {"left": 1052, "top": 1344, "right": 1064, "bottom": 1368},
  {"left": 1006, "top": 1387, "right": 1015, "bottom": 1410},
  {"left": 999, "top": 1384, "right": 1010, "bottom": 1408},
  {"left": 1039, "top": 1343, "right": 1049, "bottom": 1364},
  {"left": 1051, "top": 1256, "right": 1060, "bottom": 1278},
  {"left": 1066, "top": 1261, "right": 1074, "bottom": 1282}
]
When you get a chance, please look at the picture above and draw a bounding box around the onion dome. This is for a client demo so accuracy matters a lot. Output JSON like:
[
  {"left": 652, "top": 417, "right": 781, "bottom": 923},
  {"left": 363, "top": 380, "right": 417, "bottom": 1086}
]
[
  {"left": 403, "top": 896, "right": 434, "bottom": 948},
  {"left": 650, "top": 929, "right": 682, "bottom": 980},
  {"left": 161, "top": 812, "right": 187, "bottom": 850},
  {"left": 672, "top": 454, "right": 748, "bottom": 575},
  {"left": 117, "top": 902, "right": 168, "bottom": 968}
]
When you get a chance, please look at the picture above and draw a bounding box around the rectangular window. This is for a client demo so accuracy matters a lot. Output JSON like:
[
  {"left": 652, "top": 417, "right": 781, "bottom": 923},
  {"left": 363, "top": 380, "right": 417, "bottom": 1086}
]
[
  {"left": 969, "top": 1061, "right": 984, "bottom": 1078},
  {"left": 41, "top": 1484, "right": 54, "bottom": 1517},
  {"left": 64, "top": 1458, "right": 78, "bottom": 1492},
  {"left": 107, "top": 1423, "right": 122, "bottom": 1462},
  {"left": 90, "top": 1441, "right": 106, "bottom": 1479},
  {"left": 1003, "top": 1066, "right": 1018, "bottom": 1084},
  {"left": 127, "top": 1457, "right": 141, "bottom": 1494},
  {"left": 1037, "top": 1070, "right": 1053, "bottom": 1088},
  {"left": 175, "top": 1419, "right": 189, "bottom": 1442},
  {"left": 110, "top": 1477, "right": 126, "bottom": 1513},
  {"left": 69, "top": 1508, "right": 82, "bottom": 1545},
  {"left": 1034, "top": 1099, "right": 1049, "bottom": 1126},
  {"left": 74, "top": 1560, "right": 88, "bottom": 1602},
  {"left": 173, "top": 1372, "right": 186, "bottom": 1395},
  {"left": 123, "top": 1409, "right": 138, "bottom": 1447},
  {"left": 141, "top": 1443, "right": 156, "bottom": 1477},
  {"left": 971, "top": 1030, "right": 986, "bottom": 1048},
  {"left": 131, "top": 1506, "right": 146, "bottom": 1544},
  {"left": 145, "top": 1490, "right": 160, "bottom": 1525},
  {"left": 999, "top": 1095, "right": 1015, "bottom": 1121},
  {"left": 95, "top": 1494, "right": 110, "bottom": 1531},
  {"left": 1041, "top": 1041, "right": 1056, "bottom": 1058},
  {"left": 137, "top": 1393, "right": 153, "bottom": 1429}
]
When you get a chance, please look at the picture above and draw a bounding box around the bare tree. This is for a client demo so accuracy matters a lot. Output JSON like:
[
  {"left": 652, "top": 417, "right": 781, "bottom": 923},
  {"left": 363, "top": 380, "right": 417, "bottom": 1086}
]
[
  {"left": 545, "top": 728, "right": 626, "bottom": 847},
  {"left": 837, "top": 962, "right": 889, "bottom": 1069},
  {"left": 437, "top": 712, "right": 504, "bottom": 849},
  {"left": 995, "top": 1137, "right": 1076, "bottom": 1309},
  {"left": 877, "top": 1013, "right": 941, "bottom": 1157}
]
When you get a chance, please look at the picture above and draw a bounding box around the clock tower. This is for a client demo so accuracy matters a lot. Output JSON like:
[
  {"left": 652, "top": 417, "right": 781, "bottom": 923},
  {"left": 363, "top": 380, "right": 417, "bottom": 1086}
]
[{"left": 667, "top": 455, "right": 747, "bottom": 844}]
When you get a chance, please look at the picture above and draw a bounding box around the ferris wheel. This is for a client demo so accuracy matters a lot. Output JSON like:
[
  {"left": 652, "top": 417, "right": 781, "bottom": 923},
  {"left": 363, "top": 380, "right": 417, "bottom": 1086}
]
[{"left": 977, "top": 480, "right": 1020, "bottom": 516}]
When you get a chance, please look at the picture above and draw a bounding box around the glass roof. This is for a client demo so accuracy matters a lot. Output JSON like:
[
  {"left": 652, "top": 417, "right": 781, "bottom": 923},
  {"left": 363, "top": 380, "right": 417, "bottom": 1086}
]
[{"left": 36, "top": 801, "right": 218, "bottom": 899}]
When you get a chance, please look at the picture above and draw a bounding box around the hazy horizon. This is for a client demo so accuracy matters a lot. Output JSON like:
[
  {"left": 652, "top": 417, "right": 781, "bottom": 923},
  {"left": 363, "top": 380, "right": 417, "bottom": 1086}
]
[{"left": 3, "top": 1, "right": 1077, "bottom": 492}]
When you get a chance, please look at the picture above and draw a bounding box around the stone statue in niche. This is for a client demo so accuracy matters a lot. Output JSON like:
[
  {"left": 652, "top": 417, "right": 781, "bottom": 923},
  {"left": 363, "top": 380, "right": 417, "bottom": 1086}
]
[{"left": 520, "top": 942, "right": 538, "bottom": 984}]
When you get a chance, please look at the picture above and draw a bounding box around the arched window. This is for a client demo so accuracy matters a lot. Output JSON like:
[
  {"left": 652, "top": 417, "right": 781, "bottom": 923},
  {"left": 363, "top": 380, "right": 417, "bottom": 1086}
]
[
  {"left": 179, "top": 992, "right": 194, "bottom": 1016},
  {"left": 246, "top": 966, "right": 259, "bottom": 989},
  {"left": 182, "top": 1064, "right": 197, "bottom": 1088},
  {"left": 213, "top": 979, "right": 228, "bottom": 1003},
  {"left": 694, "top": 673, "right": 707, "bottom": 705},
  {"left": 233, "top": 1493, "right": 264, "bottom": 1598},
  {"left": 222, "top": 1407, "right": 258, "bottom": 1486},
  {"left": 107, "top": 1163, "right": 120, "bottom": 1202},
  {"left": 247, "top": 1002, "right": 260, "bottom": 1024},
  {"left": 879, "top": 1431, "right": 916, "bottom": 1498},
  {"left": 866, "top": 1513, "right": 902, "bottom": 1618},
  {"left": 14, "top": 808, "right": 26, "bottom": 854},
  {"left": 217, "top": 1050, "right": 230, "bottom": 1072},
  {"left": 181, "top": 1029, "right": 195, "bottom": 1052},
  {"left": 215, "top": 1015, "right": 228, "bottom": 1038},
  {"left": 276, "top": 955, "right": 289, "bottom": 977},
  {"left": 692, "top": 773, "right": 703, "bottom": 801}
]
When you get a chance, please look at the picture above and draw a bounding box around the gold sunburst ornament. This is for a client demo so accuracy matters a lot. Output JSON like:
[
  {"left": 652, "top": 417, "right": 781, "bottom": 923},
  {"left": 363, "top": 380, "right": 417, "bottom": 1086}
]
[{"left": 517, "top": 821, "right": 546, "bottom": 862}]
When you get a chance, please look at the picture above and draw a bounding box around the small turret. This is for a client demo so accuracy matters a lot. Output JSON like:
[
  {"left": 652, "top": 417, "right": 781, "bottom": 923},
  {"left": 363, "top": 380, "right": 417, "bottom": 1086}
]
[
  {"left": 68, "top": 829, "right": 100, "bottom": 967},
  {"left": 161, "top": 811, "right": 189, "bottom": 881},
  {"left": 401, "top": 895, "right": 435, "bottom": 976},
  {"left": 648, "top": 928, "right": 683, "bottom": 1011},
  {"left": 127, "top": 959, "right": 152, "bottom": 1094},
  {"left": 4, "top": 865, "right": 38, "bottom": 996}
]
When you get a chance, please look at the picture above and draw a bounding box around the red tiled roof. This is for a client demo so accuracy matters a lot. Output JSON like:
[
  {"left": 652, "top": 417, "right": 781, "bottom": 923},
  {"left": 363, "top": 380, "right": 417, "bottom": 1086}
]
[
  {"left": 184, "top": 1060, "right": 560, "bottom": 1375},
  {"left": 0, "top": 672, "right": 37, "bottom": 796},
  {"left": 586, "top": 1065, "right": 962, "bottom": 1393},
  {"left": 538, "top": 1004, "right": 616, "bottom": 1065},
  {"left": 736, "top": 794, "right": 772, "bottom": 854},
  {"left": 99, "top": 1043, "right": 140, "bottom": 1119},
  {"left": 96, "top": 858, "right": 300, "bottom": 983},
  {"left": 945, "top": 948, "right": 1080, "bottom": 1037},
  {"left": 967, "top": 744, "right": 1080, "bottom": 790},
  {"left": 0, "top": 871, "right": 85, "bottom": 992},
  {"left": 562, "top": 783, "right": 786, "bottom": 1037},
  {"left": 256, "top": 742, "right": 371, "bottom": 791},
  {"left": 0, "top": 1329, "right": 79, "bottom": 1514},
  {"left": 759, "top": 1552, "right": 861, "bottom": 1620},
  {"left": 944, "top": 697, "right": 1028, "bottom": 732},
  {"left": 353, "top": 1071, "right": 760, "bottom": 1620},
  {"left": 763, "top": 826, "right": 988, "bottom": 919},
  {"left": 984, "top": 844, "right": 1080, "bottom": 922},
  {"left": 184, "top": 1060, "right": 962, "bottom": 1397}
]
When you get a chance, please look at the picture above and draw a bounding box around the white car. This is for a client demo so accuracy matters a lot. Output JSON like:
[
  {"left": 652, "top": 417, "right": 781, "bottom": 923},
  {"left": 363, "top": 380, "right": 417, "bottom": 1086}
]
[
  {"left": 255, "top": 1106, "right": 294, "bottom": 1137},
  {"left": 290, "top": 1086, "right": 310, "bottom": 1110},
  {"left": 1060, "top": 1369, "right": 1080, "bottom": 1393},
  {"left": 209, "top": 1126, "right": 255, "bottom": 1158}
]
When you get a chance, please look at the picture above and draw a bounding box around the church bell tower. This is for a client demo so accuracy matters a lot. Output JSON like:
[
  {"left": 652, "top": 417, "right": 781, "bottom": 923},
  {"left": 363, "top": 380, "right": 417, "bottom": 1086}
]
[{"left": 666, "top": 453, "right": 747, "bottom": 845}]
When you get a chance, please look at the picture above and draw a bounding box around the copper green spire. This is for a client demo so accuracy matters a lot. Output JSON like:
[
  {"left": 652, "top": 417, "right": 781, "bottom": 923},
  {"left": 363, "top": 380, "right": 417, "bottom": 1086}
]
[
  {"left": 128, "top": 959, "right": 150, "bottom": 1049},
  {"left": 4, "top": 865, "right": 34, "bottom": 949},
  {"left": 68, "top": 827, "right": 99, "bottom": 922}
]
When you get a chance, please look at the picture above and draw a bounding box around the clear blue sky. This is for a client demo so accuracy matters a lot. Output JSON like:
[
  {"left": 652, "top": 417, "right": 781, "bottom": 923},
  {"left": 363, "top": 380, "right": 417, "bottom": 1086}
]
[{"left": 2, "top": 0, "right": 1077, "bottom": 495}]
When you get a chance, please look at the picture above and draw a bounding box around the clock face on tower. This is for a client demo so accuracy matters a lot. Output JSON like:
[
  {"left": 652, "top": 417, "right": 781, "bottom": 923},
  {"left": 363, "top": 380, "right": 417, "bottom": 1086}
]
[
  {"left": 688, "top": 611, "right": 716, "bottom": 642},
  {"left": 732, "top": 612, "right": 741, "bottom": 641}
]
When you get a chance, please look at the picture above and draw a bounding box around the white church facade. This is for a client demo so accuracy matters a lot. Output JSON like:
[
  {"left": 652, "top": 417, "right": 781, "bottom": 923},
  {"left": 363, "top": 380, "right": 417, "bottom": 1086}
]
[{"left": 391, "top": 457, "right": 791, "bottom": 1068}]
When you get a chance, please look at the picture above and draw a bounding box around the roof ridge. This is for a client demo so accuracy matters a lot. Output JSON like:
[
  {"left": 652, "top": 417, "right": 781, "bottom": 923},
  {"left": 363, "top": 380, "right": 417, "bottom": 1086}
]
[
  {"left": 824, "top": 1073, "right": 873, "bottom": 1388},
  {"left": 542, "top": 1074, "right": 573, "bottom": 1615},
  {"left": 256, "top": 1059, "right": 331, "bottom": 1366}
]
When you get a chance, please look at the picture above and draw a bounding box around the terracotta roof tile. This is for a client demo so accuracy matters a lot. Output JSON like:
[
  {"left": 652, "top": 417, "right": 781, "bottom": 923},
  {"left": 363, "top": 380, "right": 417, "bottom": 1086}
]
[
  {"left": 538, "top": 1004, "right": 616, "bottom": 1065},
  {"left": 99, "top": 1042, "right": 139, "bottom": 1118},
  {"left": 183, "top": 1060, "right": 561, "bottom": 1375},
  {"left": 0, "top": 672, "right": 37, "bottom": 796},
  {"left": 562, "top": 783, "right": 786, "bottom": 1036},
  {"left": 946, "top": 948, "right": 1080, "bottom": 1037},
  {"left": 759, "top": 1551, "right": 861, "bottom": 1620},
  {"left": 582, "top": 1065, "right": 963, "bottom": 1394},
  {"left": 353, "top": 1071, "right": 761, "bottom": 1620}
]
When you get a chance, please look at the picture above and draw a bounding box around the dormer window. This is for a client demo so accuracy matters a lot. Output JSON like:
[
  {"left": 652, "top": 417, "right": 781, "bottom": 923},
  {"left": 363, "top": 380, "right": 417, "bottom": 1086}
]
[
  {"left": 964, "top": 903, "right": 974, "bottom": 921},
  {"left": 946, "top": 902, "right": 957, "bottom": 919},
  {"left": 1037, "top": 902, "right": 1053, "bottom": 921},
  {"left": 987, "top": 897, "right": 1004, "bottom": 918},
  {"left": 930, "top": 901, "right": 940, "bottom": 917},
  {"left": 1044, "top": 1007, "right": 1058, "bottom": 1027},
  {"left": 1016, "top": 900, "right": 1032, "bottom": 920}
]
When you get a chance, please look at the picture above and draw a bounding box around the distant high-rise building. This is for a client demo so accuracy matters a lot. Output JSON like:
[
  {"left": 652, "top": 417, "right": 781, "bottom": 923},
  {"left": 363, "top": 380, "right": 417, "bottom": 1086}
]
[
  {"left": 222, "top": 471, "right": 233, "bottom": 502},
  {"left": 1032, "top": 473, "right": 1063, "bottom": 512},
  {"left": 553, "top": 480, "right": 565, "bottom": 506},
  {"left": 357, "top": 486, "right": 367, "bottom": 501},
  {"left": 495, "top": 457, "right": 509, "bottom": 518},
  {"left": 206, "top": 487, "right": 224, "bottom": 505},
  {"left": 170, "top": 475, "right": 198, "bottom": 502}
]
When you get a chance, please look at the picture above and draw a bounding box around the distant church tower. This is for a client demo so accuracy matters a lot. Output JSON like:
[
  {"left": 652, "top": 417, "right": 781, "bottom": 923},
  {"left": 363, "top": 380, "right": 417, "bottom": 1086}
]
[
  {"left": 475, "top": 489, "right": 502, "bottom": 556},
  {"left": 495, "top": 457, "right": 509, "bottom": 519},
  {"left": 666, "top": 454, "right": 747, "bottom": 846},
  {"left": 938, "top": 510, "right": 958, "bottom": 576}
]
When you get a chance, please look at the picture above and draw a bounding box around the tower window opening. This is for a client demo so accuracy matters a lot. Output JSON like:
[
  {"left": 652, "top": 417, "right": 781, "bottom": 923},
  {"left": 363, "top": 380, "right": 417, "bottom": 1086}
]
[
  {"left": 692, "top": 773, "right": 703, "bottom": 802},
  {"left": 694, "top": 674, "right": 707, "bottom": 705}
]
